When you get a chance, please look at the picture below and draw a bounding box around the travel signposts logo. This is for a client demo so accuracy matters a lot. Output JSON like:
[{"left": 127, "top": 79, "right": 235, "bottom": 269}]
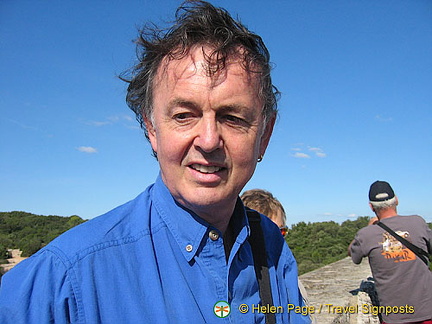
[{"left": 213, "top": 301, "right": 231, "bottom": 318}]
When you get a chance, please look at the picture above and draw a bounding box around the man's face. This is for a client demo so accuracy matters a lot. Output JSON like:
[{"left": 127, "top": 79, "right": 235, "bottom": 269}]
[{"left": 146, "top": 46, "right": 274, "bottom": 221}]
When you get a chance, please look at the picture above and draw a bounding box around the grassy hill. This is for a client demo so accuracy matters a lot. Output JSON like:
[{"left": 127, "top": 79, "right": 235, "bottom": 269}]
[{"left": 0, "top": 211, "right": 86, "bottom": 260}]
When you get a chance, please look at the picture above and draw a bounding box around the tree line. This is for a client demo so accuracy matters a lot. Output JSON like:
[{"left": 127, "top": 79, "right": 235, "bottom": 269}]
[
  {"left": 286, "top": 217, "right": 370, "bottom": 274},
  {"left": 0, "top": 211, "right": 86, "bottom": 261}
]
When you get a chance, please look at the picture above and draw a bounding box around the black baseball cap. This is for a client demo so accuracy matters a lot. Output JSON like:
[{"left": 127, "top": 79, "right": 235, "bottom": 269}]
[{"left": 369, "top": 181, "right": 395, "bottom": 202}]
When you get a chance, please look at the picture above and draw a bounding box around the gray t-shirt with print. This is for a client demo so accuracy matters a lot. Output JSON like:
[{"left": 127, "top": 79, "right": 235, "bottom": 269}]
[{"left": 350, "top": 215, "right": 432, "bottom": 323}]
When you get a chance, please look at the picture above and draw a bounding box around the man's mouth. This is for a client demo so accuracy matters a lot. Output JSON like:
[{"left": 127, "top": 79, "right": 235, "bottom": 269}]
[{"left": 189, "top": 164, "right": 224, "bottom": 174}]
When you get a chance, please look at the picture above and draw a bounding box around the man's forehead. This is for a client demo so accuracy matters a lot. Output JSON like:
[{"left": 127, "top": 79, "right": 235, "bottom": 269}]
[{"left": 155, "top": 46, "right": 259, "bottom": 87}]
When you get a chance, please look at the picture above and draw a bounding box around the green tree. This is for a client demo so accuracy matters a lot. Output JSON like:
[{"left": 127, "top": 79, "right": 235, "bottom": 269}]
[
  {"left": 286, "top": 216, "right": 370, "bottom": 275},
  {"left": 0, "top": 211, "right": 86, "bottom": 258}
]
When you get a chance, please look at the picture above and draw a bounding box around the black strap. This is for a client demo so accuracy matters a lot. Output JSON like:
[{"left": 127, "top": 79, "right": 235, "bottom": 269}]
[
  {"left": 376, "top": 221, "right": 430, "bottom": 266},
  {"left": 247, "top": 209, "right": 276, "bottom": 324}
]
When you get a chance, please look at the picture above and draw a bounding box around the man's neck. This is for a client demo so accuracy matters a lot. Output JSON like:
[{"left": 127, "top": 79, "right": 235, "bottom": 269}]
[{"left": 377, "top": 208, "right": 397, "bottom": 220}]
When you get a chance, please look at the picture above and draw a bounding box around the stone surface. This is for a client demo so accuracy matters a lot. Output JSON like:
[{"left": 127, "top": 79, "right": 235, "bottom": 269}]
[
  {"left": 0, "top": 249, "right": 26, "bottom": 274},
  {"left": 300, "top": 257, "right": 376, "bottom": 324}
]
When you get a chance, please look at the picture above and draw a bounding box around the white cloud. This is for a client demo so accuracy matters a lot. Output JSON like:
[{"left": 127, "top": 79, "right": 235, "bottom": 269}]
[
  {"left": 6, "top": 118, "right": 38, "bottom": 131},
  {"left": 86, "top": 115, "right": 135, "bottom": 127},
  {"left": 293, "top": 152, "right": 311, "bottom": 159},
  {"left": 87, "top": 121, "right": 111, "bottom": 127},
  {"left": 77, "top": 146, "right": 98, "bottom": 154},
  {"left": 291, "top": 145, "right": 327, "bottom": 159},
  {"left": 125, "top": 125, "right": 141, "bottom": 130},
  {"left": 375, "top": 114, "right": 393, "bottom": 122},
  {"left": 308, "top": 147, "right": 327, "bottom": 158},
  {"left": 316, "top": 152, "right": 327, "bottom": 158}
]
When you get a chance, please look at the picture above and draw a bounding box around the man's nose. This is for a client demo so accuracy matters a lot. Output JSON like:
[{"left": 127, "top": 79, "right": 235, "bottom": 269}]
[{"left": 194, "top": 117, "right": 223, "bottom": 153}]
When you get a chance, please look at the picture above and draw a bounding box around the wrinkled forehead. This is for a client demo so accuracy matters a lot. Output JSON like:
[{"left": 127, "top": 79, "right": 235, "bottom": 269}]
[{"left": 154, "top": 45, "right": 261, "bottom": 90}]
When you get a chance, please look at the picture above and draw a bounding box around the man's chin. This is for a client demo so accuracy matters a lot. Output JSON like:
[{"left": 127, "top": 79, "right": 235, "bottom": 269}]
[{"left": 180, "top": 192, "right": 236, "bottom": 215}]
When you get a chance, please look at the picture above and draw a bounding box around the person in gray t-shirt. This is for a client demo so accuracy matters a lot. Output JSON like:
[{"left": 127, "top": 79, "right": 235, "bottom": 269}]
[{"left": 349, "top": 181, "right": 432, "bottom": 324}]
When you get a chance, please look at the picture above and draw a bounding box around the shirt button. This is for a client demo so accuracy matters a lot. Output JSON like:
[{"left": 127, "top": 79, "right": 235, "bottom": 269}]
[
  {"left": 209, "top": 230, "right": 219, "bottom": 241},
  {"left": 185, "top": 244, "right": 193, "bottom": 252}
]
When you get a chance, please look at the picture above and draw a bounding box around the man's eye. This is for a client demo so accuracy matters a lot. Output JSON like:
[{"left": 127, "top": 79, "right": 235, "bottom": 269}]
[
  {"left": 173, "top": 113, "right": 191, "bottom": 120},
  {"left": 224, "top": 115, "right": 244, "bottom": 124}
]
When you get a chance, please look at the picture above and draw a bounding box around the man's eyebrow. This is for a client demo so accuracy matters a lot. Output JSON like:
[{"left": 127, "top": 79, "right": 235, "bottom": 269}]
[
  {"left": 167, "top": 99, "right": 256, "bottom": 117},
  {"left": 218, "top": 104, "right": 250, "bottom": 113},
  {"left": 217, "top": 104, "right": 257, "bottom": 119},
  {"left": 168, "top": 99, "right": 198, "bottom": 111}
]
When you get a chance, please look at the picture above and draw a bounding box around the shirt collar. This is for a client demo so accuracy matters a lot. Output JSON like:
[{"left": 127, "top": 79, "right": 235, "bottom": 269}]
[{"left": 151, "top": 174, "right": 250, "bottom": 262}]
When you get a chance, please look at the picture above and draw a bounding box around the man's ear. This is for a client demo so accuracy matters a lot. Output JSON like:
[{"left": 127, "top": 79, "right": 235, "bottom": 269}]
[
  {"left": 259, "top": 114, "right": 276, "bottom": 158},
  {"left": 369, "top": 203, "right": 375, "bottom": 213},
  {"left": 144, "top": 117, "right": 157, "bottom": 153}
]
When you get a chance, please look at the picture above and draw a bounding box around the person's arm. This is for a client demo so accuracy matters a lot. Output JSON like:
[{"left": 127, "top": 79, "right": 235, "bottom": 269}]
[
  {"left": 0, "top": 249, "right": 79, "bottom": 324},
  {"left": 368, "top": 217, "right": 379, "bottom": 225},
  {"left": 279, "top": 247, "right": 311, "bottom": 324},
  {"left": 348, "top": 240, "right": 354, "bottom": 256},
  {"left": 348, "top": 235, "right": 364, "bottom": 264}
]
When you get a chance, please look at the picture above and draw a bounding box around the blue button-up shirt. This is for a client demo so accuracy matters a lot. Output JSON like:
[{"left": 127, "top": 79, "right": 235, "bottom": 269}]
[{"left": 0, "top": 176, "right": 309, "bottom": 323}]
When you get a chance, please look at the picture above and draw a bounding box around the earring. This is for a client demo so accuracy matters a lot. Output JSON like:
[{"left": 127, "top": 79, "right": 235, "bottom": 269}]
[{"left": 257, "top": 155, "right": 263, "bottom": 163}]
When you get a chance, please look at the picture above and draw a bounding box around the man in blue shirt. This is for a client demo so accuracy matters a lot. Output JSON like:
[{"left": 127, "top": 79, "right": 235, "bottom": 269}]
[{"left": 0, "top": 1, "right": 310, "bottom": 323}]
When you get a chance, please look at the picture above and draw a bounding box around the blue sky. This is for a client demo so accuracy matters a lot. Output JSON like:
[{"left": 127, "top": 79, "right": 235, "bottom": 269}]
[{"left": 1, "top": 0, "right": 431, "bottom": 226}]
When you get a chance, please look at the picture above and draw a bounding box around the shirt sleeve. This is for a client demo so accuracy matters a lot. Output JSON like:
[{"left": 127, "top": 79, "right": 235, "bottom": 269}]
[
  {"left": 279, "top": 245, "right": 312, "bottom": 324},
  {"left": 0, "top": 249, "right": 79, "bottom": 324},
  {"left": 349, "top": 233, "right": 365, "bottom": 264}
]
